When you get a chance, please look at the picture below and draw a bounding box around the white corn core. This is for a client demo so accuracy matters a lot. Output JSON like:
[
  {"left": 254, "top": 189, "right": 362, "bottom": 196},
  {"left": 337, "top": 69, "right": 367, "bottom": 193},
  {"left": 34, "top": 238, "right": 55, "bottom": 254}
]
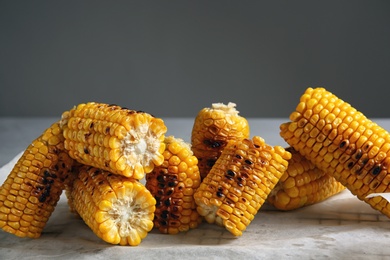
[
  {"left": 109, "top": 195, "right": 146, "bottom": 237},
  {"left": 121, "top": 123, "right": 161, "bottom": 168}
]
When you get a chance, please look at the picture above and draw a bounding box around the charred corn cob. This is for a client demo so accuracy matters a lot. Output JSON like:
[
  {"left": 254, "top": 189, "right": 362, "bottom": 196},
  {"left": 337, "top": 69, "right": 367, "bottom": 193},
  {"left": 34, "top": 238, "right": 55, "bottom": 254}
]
[
  {"left": 267, "top": 147, "right": 345, "bottom": 210},
  {"left": 61, "top": 102, "right": 167, "bottom": 180},
  {"left": 280, "top": 87, "right": 390, "bottom": 218},
  {"left": 194, "top": 136, "right": 291, "bottom": 236},
  {"left": 0, "top": 121, "right": 74, "bottom": 238},
  {"left": 191, "top": 102, "right": 250, "bottom": 180},
  {"left": 67, "top": 165, "right": 156, "bottom": 246},
  {"left": 145, "top": 136, "right": 202, "bottom": 234}
]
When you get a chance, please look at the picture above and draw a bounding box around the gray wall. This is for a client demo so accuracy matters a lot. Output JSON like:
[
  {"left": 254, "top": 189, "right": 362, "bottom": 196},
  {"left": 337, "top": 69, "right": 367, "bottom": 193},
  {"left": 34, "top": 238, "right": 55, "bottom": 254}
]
[{"left": 1, "top": 1, "right": 390, "bottom": 119}]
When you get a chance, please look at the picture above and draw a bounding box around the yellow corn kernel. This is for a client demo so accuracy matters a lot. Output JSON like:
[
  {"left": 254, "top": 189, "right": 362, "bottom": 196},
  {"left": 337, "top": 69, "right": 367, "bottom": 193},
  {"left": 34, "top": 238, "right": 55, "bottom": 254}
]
[
  {"left": 194, "top": 136, "right": 291, "bottom": 236},
  {"left": 61, "top": 102, "right": 167, "bottom": 179},
  {"left": 191, "top": 102, "right": 250, "bottom": 180},
  {"left": 145, "top": 136, "right": 202, "bottom": 234},
  {"left": 0, "top": 122, "right": 74, "bottom": 238},
  {"left": 280, "top": 87, "right": 390, "bottom": 218}
]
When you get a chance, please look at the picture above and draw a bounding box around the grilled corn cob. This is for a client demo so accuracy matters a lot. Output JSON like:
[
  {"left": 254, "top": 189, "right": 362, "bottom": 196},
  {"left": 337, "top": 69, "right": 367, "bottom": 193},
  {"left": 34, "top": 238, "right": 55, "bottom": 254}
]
[
  {"left": 60, "top": 102, "right": 167, "bottom": 180},
  {"left": 194, "top": 136, "right": 291, "bottom": 236},
  {"left": 145, "top": 136, "right": 202, "bottom": 234},
  {"left": 191, "top": 102, "right": 250, "bottom": 180},
  {"left": 267, "top": 147, "right": 345, "bottom": 210},
  {"left": 280, "top": 87, "right": 390, "bottom": 218},
  {"left": 0, "top": 121, "right": 74, "bottom": 238},
  {"left": 68, "top": 165, "right": 156, "bottom": 246}
]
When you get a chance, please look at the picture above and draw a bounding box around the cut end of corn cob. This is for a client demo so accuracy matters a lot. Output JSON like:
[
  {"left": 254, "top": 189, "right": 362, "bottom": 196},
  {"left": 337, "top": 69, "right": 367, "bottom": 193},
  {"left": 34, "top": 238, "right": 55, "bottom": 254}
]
[
  {"left": 61, "top": 102, "right": 167, "bottom": 180},
  {"left": 67, "top": 165, "right": 156, "bottom": 246},
  {"left": 267, "top": 147, "right": 345, "bottom": 210},
  {"left": 280, "top": 87, "right": 390, "bottom": 218},
  {"left": 194, "top": 136, "right": 291, "bottom": 236},
  {"left": 0, "top": 121, "right": 74, "bottom": 238},
  {"left": 145, "top": 136, "right": 202, "bottom": 234},
  {"left": 191, "top": 102, "right": 250, "bottom": 180}
]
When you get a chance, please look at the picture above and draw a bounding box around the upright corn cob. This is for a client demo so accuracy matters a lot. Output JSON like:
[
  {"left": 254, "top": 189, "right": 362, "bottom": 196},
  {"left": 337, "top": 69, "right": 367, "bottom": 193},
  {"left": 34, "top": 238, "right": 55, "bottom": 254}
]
[
  {"left": 267, "top": 147, "right": 345, "bottom": 210},
  {"left": 280, "top": 87, "right": 390, "bottom": 218},
  {"left": 191, "top": 102, "right": 250, "bottom": 180},
  {"left": 194, "top": 136, "right": 291, "bottom": 236},
  {"left": 67, "top": 165, "right": 156, "bottom": 246},
  {"left": 0, "top": 121, "right": 74, "bottom": 238},
  {"left": 61, "top": 102, "right": 167, "bottom": 180},
  {"left": 145, "top": 136, "right": 202, "bottom": 234}
]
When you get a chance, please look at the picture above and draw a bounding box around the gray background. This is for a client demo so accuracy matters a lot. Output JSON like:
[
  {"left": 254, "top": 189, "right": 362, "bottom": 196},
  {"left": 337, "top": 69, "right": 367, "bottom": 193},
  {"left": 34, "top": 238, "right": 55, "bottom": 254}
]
[{"left": 1, "top": 1, "right": 390, "bottom": 119}]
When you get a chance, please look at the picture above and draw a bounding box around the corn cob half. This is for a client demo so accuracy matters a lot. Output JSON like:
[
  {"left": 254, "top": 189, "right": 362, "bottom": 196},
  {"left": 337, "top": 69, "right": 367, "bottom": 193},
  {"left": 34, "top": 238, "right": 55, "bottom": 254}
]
[
  {"left": 67, "top": 165, "right": 156, "bottom": 246},
  {"left": 194, "top": 136, "right": 291, "bottom": 236},
  {"left": 145, "top": 136, "right": 202, "bottom": 234},
  {"left": 0, "top": 121, "right": 74, "bottom": 238},
  {"left": 61, "top": 102, "right": 167, "bottom": 180},
  {"left": 267, "top": 147, "right": 345, "bottom": 210},
  {"left": 280, "top": 87, "right": 390, "bottom": 218},
  {"left": 191, "top": 102, "right": 250, "bottom": 180}
]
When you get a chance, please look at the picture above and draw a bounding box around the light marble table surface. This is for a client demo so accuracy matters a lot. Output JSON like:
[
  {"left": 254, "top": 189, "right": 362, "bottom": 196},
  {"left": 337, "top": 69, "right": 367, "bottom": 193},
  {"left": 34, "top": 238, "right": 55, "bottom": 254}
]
[{"left": 1, "top": 117, "right": 390, "bottom": 259}]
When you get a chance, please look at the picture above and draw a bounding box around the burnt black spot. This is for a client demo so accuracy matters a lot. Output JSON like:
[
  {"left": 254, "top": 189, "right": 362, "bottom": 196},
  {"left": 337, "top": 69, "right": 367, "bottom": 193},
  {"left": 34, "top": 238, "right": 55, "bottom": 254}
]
[
  {"left": 90, "top": 122, "right": 94, "bottom": 129},
  {"left": 164, "top": 198, "right": 171, "bottom": 206},
  {"left": 105, "top": 127, "right": 110, "bottom": 134},
  {"left": 206, "top": 159, "right": 216, "bottom": 167},
  {"left": 168, "top": 181, "right": 177, "bottom": 187},
  {"left": 245, "top": 159, "right": 253, "bottom": 165},
  {"left": 161, "top": 210, "right": 169, "bottom": 219},
  {"left": 347, "top": 161, "right": 354, "bottom": 169},
  {"left": 84, "top": 147, "right": 89, "bottom": 154},
  {"left": 372, "top": 165, "right": 382, "bottom": 175},
  {"left": 216, "top": 191, "right": 224, "bottom": 197},
  {"left": 354, "top": 150, "right": 363, "bottom": 160},
  {"left": 226, "top": 169, "right": 235, "bottom": 177},
  {"left": 235, "top": 154, "right": 243, "bottom": 159},
  {"left": 38, "top": 194, "right": 47, "bottom": 203},
  {"left": 339, "top": 140, "right": 348, "bottom": 149},
  {"left": 203, "top": 139, "right": 225, "bottom": 149}
]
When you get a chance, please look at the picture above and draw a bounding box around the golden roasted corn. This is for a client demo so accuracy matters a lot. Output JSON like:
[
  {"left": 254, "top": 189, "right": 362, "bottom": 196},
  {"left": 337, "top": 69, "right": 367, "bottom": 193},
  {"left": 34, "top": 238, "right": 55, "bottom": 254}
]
[
  {"left": 61, "top": 102, "right": 167, "bottom": 180},
  {"left": 191, "top": 102, "right": 250, "bottom": 180},
  {"left": 194, "top": 136, "right": 291, "bottom": 236}
]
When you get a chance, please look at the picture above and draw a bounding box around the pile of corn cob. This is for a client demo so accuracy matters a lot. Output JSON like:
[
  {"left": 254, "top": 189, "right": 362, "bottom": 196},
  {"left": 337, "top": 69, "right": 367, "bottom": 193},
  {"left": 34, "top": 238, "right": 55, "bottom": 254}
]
[{"left": 1, "top": 87, "right": 390, "bottom": 246}]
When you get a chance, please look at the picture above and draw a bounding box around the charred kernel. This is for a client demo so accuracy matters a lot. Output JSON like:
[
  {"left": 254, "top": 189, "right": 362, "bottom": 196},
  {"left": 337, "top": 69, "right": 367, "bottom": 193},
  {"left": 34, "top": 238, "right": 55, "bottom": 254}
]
[
  {"left": 216, "top": 191, "right": 224, "bottom": 197},
  {"left": 244, "top": 159, "right": 253, "bottom": 165},
  {"left": 226, "top": 169, "right": 236, "bottom": 177},
  {"left": 372, "top": 165, "right": 382, "bottom": 175},
  {"left": 206, "top": 159, "right": 216, "bottom": 167},
  {"left": 339, "top": 140, "right": 349, "bottom": 149},
  {"left": 235, "top": 154, "right": 243, "bottom": 159}
]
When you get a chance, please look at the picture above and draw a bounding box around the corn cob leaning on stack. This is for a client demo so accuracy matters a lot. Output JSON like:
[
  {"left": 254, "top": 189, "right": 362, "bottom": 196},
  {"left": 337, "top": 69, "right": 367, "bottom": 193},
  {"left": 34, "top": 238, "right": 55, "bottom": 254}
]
[
  {"left": 145, "top": 136, "right": 202, "bottom": 234},
  {"left": 0, "top": 121, "right": 74, "bottom": 238},
  {"left": 194, "top": 136, "right": 291, "bottom": 236},
  {"left": 60, "top": 102, "right": 167, "bottom": 180},
  {"left": 191, "top": 102, "right": 250, "bottom": 180},
  {"left": 280, "top": 87, "right": 390, "bottom": 218},
  {"left": 267, "top": 147, "right": 345, "bottom": 210},
  {"left": 67, "top": 165, "right": 156, "bottom": 246}
]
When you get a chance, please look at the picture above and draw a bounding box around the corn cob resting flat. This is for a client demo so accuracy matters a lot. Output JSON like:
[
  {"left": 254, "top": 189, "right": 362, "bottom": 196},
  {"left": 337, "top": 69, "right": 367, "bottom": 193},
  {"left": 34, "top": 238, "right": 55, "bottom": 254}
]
[
  {"left": 0, "top": 122, "right": 74, "bottom": 238},
  {"left": 280, "top": 87, "right": 390, "bottom": 218},
  {"left": 67, "top": 165, "right": 156, "bottom": 246},
  {"left": 60, "top": 102, "right": 167, "bottom": 180},
  {"left": 267, "top": 147, "right": 345, "bottom": 210},
  {"left": 194, "top": 136, "right": 291, "bottom": 236},
  {"left": 191, "top": 102, "right": 250, "bottom": 180},
  {"left": 145, "top": 136, "right": 202, "bottom": 234}
]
